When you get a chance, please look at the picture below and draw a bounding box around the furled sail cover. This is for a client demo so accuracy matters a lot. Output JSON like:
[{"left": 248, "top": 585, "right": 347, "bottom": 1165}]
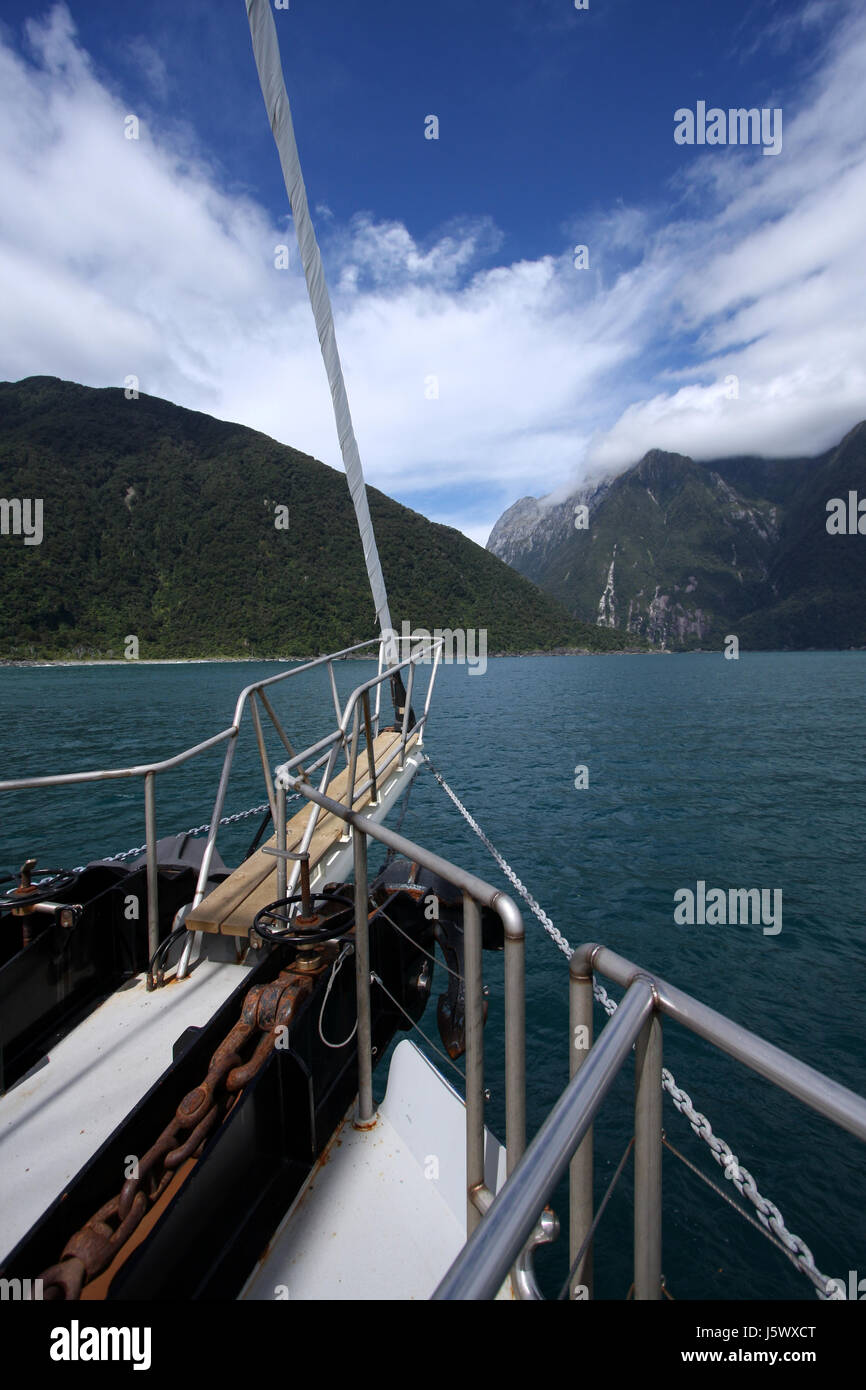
[{"left": 245, "top": 0, "right": 396, "bottom": 664}]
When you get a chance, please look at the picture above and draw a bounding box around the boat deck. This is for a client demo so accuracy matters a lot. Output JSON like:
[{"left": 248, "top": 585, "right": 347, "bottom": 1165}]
[
  {"left": 241, "top": 1039, "right": 512, "bottom": 1300},
  {"left": 0, "top": 954, "right": 256, "bottom": 1261},
  {"left": 187, "top": 729, "right": 417, "bottom": 936},
  {"left": 0, "top": 737, "right": 425, "bottom": 1264}
]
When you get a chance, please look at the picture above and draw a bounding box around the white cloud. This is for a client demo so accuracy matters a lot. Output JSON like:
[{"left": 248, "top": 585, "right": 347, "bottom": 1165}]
[
  {"left": 582, "top": 2, "right": 866, "bottom": 474},
  {"left": 122, "top": 36, "right": 170, "bottom": 102},
  {"left": 0, "top": 2, "right": 864, "bottom": 544}
]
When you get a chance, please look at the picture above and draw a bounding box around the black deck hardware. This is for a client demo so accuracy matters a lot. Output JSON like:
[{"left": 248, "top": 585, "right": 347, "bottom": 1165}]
[{"left": 0, "top": 838, "right": 230, "bottom": 1094}]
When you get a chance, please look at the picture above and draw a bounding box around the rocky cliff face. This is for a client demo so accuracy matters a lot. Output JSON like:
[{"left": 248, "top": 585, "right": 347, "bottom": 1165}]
[
  {"left": 486, "top": 429, "right": 866, "bottom": 650},
  {"left": 487, "top": 479, "right": 611, "bottom": 576}
]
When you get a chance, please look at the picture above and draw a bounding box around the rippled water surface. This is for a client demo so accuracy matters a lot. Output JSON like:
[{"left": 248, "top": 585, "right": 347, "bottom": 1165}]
[{"left": 1, "top": 652, "right": 864, "bottom": 1299}]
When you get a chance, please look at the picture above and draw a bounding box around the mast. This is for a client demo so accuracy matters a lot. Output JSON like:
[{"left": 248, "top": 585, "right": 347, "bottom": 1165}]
[{"left": 245, "top": 0, "right": 399, "bottom": 672}]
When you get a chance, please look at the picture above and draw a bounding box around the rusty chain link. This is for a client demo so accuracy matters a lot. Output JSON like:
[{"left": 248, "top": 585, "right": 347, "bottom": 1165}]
[{"left": 39, "top": 966, "right": 313, "bottom": 1300}]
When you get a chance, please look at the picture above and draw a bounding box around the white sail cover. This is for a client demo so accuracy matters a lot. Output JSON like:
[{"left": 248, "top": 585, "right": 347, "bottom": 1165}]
[{"left": 245, "top": 0, "right": 396, "bottom": 663}]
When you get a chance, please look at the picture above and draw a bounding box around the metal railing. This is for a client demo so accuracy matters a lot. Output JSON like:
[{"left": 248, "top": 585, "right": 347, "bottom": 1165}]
[
  {"left": 273, "top": 771, "right": 527, "bottom": 1236},
  {"left": 432, "top": 942, "right": 866, "bottom": 1300},
  {"left": 0, "top": 637, "right": 409, "bottom": 960},
  {"left": 268, "top": 636, "right": 443, "bottom": 902},
  {"left": 176, "top": 632, "right": 446, "bottom": 975}
]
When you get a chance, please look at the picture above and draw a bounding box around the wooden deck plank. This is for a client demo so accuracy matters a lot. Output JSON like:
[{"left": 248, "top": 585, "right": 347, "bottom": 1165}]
[{"left": 187, "top": 730, "right": 415, "bottom": 936}]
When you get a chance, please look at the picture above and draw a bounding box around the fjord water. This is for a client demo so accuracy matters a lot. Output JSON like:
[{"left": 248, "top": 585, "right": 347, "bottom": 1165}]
[{"left": 1, "top": 652, "right": 863, "bottom": 1300}]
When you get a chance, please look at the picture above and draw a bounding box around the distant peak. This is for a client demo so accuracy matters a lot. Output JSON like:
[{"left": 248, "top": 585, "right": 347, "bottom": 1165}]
[
  {"left": 8, "top": 375, "right": 64, "bottom": 386},
  {"left": 637, "top": 448, "right": 694, "bottom": 470},
  {"left": 835, "top": 419, "right": 866, "bottom": 450}
]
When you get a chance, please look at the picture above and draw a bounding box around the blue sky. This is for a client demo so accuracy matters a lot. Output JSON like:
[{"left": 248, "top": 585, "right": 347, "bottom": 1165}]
[{"left": 1, "top": 1, "right": 864, "bottom": 542}]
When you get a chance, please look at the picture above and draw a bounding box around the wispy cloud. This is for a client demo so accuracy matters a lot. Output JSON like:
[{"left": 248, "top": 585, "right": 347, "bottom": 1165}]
[
  {"left": 731, "top": 0, "right": 830, "bottom": 63},
  {"left": 586, "top": 1, "right": 866, "bottom": 472},
  {"left": 121, "top": 36, "right": 170, "bottom": 103},
  {"left": 0, "top": 2, "right": 864, "bottom": 547}
]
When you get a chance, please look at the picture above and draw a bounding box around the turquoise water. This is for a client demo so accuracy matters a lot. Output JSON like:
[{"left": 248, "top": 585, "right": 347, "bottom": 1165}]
[{"left": 1, "top": 652, "right": 864, "bottom": 1299}]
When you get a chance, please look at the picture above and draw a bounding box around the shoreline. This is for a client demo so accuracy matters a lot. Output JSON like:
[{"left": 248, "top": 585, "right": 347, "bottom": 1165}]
[
  {"left": 1, "top": 646, "right": 861, "bottom": 668},
  {"left": 0, "top": 649, "right": 654, "bottom": 667}
]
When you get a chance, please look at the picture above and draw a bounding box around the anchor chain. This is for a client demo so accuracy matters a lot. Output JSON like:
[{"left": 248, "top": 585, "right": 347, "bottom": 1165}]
[{"left": 39, "top": 966, "right": 313, "bottom": 1300}]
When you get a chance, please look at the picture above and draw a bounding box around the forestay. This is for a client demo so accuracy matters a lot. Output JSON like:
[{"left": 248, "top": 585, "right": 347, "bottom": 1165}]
[{"left": 245, "top": 0, "right": 397, "bottom": 665}]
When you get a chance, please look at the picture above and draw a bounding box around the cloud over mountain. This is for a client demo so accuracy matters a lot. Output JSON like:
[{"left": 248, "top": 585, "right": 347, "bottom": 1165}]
[{"left": 0, "top": 2, "right": 864, "bottom": 547}]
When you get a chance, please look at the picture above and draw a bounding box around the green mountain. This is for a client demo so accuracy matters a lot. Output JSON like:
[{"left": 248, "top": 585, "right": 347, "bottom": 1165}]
[
  {"left": 0, "top": 377, "right": 640, "bottom": 660},
  {"left": 487, "top": 424, "right": 866, "bottom": 650}
]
